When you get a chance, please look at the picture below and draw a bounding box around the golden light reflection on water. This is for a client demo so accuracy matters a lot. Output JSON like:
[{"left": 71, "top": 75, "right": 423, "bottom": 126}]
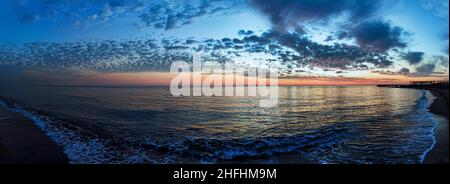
[
  {"left": 0, "top": 85, "right": 422, "bottom": 138},
  {"left": 0, "top": 85, "right": 434, "bottom": 163}
]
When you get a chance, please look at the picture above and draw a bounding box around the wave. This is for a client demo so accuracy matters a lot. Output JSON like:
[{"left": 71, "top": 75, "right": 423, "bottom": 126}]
[
  {"left": 415, "top": 90, "right": 438, "bottom": 163},
  {"left": 139, "top": 126, "right": 350, "bottom": 163},
  {"left": 0, "top": 97, "right": 350, "bottom": 163},
  {"left": 0, "top": 98, "right": 150, "bottom": 164}
]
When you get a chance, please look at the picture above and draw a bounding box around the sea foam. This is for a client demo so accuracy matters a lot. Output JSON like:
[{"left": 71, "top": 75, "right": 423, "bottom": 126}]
[{"left": 0, "top": 99, "right": 149, "bottom": 164}]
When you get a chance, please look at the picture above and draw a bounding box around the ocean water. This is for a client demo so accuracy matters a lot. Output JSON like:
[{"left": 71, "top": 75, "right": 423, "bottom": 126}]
[{"left": 0, "top": 86, "right": 439, "bottom": 164}]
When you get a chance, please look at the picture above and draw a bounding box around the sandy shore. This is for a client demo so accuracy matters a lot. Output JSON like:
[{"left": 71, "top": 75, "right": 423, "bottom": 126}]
[
  {"left": 424, "top": 88, "right": 449, "bottom": 164},
  {"left": 0, "top": 107, "right": 68, "bottom": 164}
]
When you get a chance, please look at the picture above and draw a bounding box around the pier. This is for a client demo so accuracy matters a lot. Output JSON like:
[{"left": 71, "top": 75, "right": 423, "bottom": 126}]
[{"left": 377, "top": 81, "right": 449, "bottom": 89}]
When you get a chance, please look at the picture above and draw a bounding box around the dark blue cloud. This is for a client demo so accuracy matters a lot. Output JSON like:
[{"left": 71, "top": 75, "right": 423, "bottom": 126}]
[
  {"left": 238, "top": 30, "right": 254, "bottom": 36},
  {"left": 13, "top": 0, "right": 235, "bottom": 30},
  {"left": 249, "top": 0, "right": 408, "bottom": 53},
  {"left": 193, "top": 30, "right": 394, "bottom": 71},
  {"left": 250, "top": 0, "right": 382, "bottom": 32},
  {"left": 371, "top": 67, "right": 411, "bottom": 76},
  {"left": 324, "top": 36, "right": 334, "bottom": 42},
  {"left": 336, "top": 31, "right": 351, "bottom": 40},
  {"left": 415, "top": 63, "right": 435, "bottom": 75},
  {"left": 14, "top": 0, "right": 123, "bottom": 23},
  {"left": 351, "top": 20, "right": 408, "bottom": 52},
  {"left": 138, "top": 0, "right": 230, "bottom": 30},
  {"left": 398, "top": 67, "right": 410, "bottom": 75},
  {"left": 401, "top": 51, "right": 425, "bottom": 65},
  {"left": 430, "top": 55, "right": 449, "bottom": 67}
]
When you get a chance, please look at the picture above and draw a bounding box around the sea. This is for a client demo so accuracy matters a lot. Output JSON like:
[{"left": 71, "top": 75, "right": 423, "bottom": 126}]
[{"left": 0, "top": 86, "right": 441, "bottom": 164}]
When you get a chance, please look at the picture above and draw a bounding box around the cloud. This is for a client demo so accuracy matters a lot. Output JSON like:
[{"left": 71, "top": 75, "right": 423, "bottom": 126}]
[
  {"left": 373, "top": 57, "right": 447, "bottom": 77},
  {"left": 401, "top": 51, "right": 425, "bottom": 65},
  {"left": 372, "top": 61, "right": 445, "bottom": 77},
  {"left": 0, "top": 29, "right": 396, "bottom": 75},
  {"left": 195, "top": 30, "right": 394, "bottom": 71},
  {"left": 249, "top": 1, "right": 409, "bottom": 53},
  {"left": 250, "top": 0, "right": 382, "bottom": 32},
  {"left": 324, "top": 36, "right": 334, "bottom": 42},
  {"left": 14, "top": 0, "right": 128, "bottom": 24},
  {"left": 336, "top": 31, "right": 351, "bottom": 40},
  {"left": 0, "top": 40, "right": 180, "bottom": 73},
  {"left": 371, "top": 67, "right": 410, "bottom": 76},
  {"left": 351, "top": 20, "right": 408, "bottom": 52},
  {"left": 238, "top": 30, "right": 255, "bottom": 36},
  {"left": 415, "top": 63, "right": 435, "bottom": 75},
  {"left": 139, "top": 1, "right": 215, "bottom": 30},
  {"left": 13, "top": 0, "right": 234, "bottom": 29},
  {"left": 398, "top": 67, "right": 410, "bottom": 75},
  {"left": 430, "top": 55, "right": 449, "bottom": 67},
  {"left": 0, "top": 37, "right": 246, "bottom": 73}
]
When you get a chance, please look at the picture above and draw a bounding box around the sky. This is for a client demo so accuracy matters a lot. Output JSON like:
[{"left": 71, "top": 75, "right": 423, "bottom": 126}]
[{"left": 0, "top": 0, "right": 448, "bottom": 86}]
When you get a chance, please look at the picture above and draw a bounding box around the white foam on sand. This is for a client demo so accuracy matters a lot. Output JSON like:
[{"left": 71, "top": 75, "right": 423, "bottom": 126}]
[
  {"left": 0, "top": 99, "right": 150, "bottom": 164},
  {"left": 417, "top": 90, "right": 439, "bottom": 163}
]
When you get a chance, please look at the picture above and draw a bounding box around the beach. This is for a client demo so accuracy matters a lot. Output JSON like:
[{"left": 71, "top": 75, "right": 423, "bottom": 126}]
[
  {"left": 424, "top": 88, "right": 449, "bottom": 164},
  {"left": 0, "top": 107, "right": 68, "bottom": 164}
]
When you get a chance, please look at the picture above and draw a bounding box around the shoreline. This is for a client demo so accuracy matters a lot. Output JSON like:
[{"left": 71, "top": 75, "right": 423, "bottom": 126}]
[
  {"left": 1, "top": 87, "right": 449, "bottom": 164},
  {"left": 424, "top": 89, "right": 449, "bottom": 164},
  {"left": 0, "top": 100, "right": 68, "bottom": 164}
]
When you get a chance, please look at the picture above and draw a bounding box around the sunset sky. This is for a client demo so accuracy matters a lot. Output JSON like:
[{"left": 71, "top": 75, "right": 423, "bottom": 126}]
[{"left": 0, "top": 0, "right": 448, "bottom": 86}]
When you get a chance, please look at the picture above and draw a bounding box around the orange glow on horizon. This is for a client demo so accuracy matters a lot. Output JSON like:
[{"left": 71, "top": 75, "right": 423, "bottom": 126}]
[{"left": 80, "top": 72, "right": 449, "bottom": 86}]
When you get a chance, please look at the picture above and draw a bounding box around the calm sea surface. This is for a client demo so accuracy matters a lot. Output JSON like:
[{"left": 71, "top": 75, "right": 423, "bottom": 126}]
[{"left": 0, "top": 86, "right": 438, "bottom": 164}]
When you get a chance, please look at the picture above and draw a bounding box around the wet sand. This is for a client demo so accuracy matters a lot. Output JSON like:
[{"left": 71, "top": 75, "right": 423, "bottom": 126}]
[
  {"left": 0, "top": 107, "right": 68, "bottom": 164},
  {"left": 424, "top": 89, "right": 449, "bottom": 164}
]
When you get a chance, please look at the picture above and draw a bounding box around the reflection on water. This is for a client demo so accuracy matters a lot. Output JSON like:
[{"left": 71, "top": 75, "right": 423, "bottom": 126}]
[{"left": 0, "top": 86, "right": 437, "bottom": 164}]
